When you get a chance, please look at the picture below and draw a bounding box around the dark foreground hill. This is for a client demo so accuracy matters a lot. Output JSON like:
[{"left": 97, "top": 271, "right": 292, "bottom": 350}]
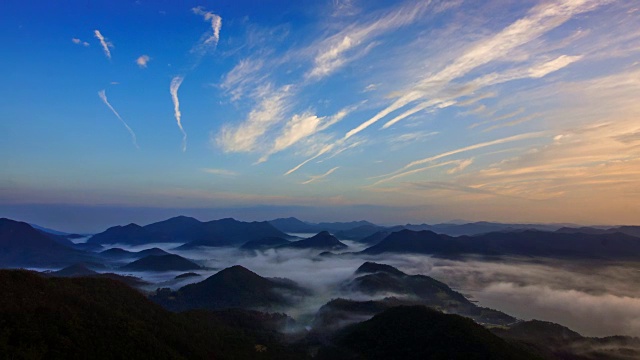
[
  {"left": 493, "top": 320, "right": 640, "bottom": 360},
  {"left": 0, "top": 270, "right": 305, "bottom": 359},
  {"left": 151, "top": 265, "right": 308, "bottom": 311},
  {"left": 316, "top": 306, "right": 540, "bottom": 360}
]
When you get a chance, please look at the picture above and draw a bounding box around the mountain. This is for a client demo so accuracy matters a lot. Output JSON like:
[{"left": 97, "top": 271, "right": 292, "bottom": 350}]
[
  {"left": 177, "top": 218, "right": 290, "bottom": 248},
  {"left": 342, "top": 262, "right": 515, "bottom": 326},
  {"left": 362, "top": 229, "right": 640, "bottom": 260},
  {"left": 151, "top": 265, "right": 307, "bottom": 311},
  {"left": 121, "top": 254, "right": 201, "bottom": 271},
  {"left": 557, "top": 225, "right": 640, "bottom": 238},
  {"left": 354, "top": 230, "right": 392, "bottom": 245},
  {"left": 0, "top": 269, "right": 306, "bottom": 359},
  {"left": 100, "top": 247, "right": 171, "bottom": 260},
  {"left": 278, "top": 231, "right": 347, "bottom": 251},
  {"left": 141, "top": 215, "right": 211, "bottom": 243},
  {"left": 0, "top": 218, "right": 91, "bottom": 267},
  {"left": 88, "top": 223, "right": 172, "bottom": 245},
  {"left": 316, "top": 306, "right": 540, "bottom": 360},
  {"left": 493, "top": 320, "right": 640, "bottom": 360},
  {"left": 354, "top": 261, "right": 406, "bottom": 276},
  {"left": 334, "top": 224, "right": 388, "bottom": 240},
  {"left": 268, "top": 217, "right": 317, "bottom": 233},
  {"left": 88, "top": 217, "right": 290, "bottom": 248},
  {"left": 240, "top": 237, "right": 290, "bottom": 250},
  {"left": 268, "top": 217, "right": 379, "bottom": 234},
  {"left": 52, "top": 263, "right": 99, "bottom": 277}
]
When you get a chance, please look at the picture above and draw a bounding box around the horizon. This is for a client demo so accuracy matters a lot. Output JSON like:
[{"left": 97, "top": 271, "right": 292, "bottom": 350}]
[{"left": 2, "top": 0, "right": 640, "bottom": 231}]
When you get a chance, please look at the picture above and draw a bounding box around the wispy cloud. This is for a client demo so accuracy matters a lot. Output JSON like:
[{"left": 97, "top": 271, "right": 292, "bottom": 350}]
[
  {"left": 216, "top": 84, "right": 292, "bottom": 153},
  {"left": 136, "top": 55, "right": 151, "bottom": 68},
  {"left": 192, "top": 6, "right": 222, "bottom": 54},
  {"left": 94, "top": 30, "right": 112, "bottom": 59},
  {"left": 97, "top": 90, "right": 138, "bottom": 148},
  {"left": 201, "top": 168, "right": 238, "bottom": 176},
  {"left": 302, "top": 166, "right": 340, "bottom": 184},
  {"left": 342, "top": 0, "right": 607, "bottom": 139},
  {"left": 170, "top": 76, "right": 187, "bottom": 151},
  {"left": 72, "top": 38, "right": 89, "bottom": 47},
  {"left": 306, "top": 1, "right": 431, "bottom": 80}
]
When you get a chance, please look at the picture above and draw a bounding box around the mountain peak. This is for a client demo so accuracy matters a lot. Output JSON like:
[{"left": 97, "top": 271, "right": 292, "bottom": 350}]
[{"left": 355, "top": 262, "right": 406, "bottom": 277}]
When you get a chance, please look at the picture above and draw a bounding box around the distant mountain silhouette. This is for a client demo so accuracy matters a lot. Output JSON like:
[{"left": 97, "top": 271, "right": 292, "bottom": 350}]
[
  {"left": 269, "top": 217, "right": 318, "bottom": 233},
  {"left": 88, "top": 223, "right": 172, "bottom": 245},
  {"left": 151, "top": 265, "right": 307, "bottom": 311},
  {"left": 278, "top": 231, "right": 347, "bottom": 251},
  {"left": 48, "top": 263, "right": 149, "bottom": 287},
  {"left": 334, "top": 225, "right": 390, "bottom": 240},
  {"left": 99, "top": 247, "right": 171, "bottom": 260},
  {"left": 269, "top": 217, "right": 378, "bottom": 234},
  {"left": 88, "top": 216, "right": 290, "bottom": 248},
  {"left": 177, "top": 218, "right": 290, "bottom": 248},
  {"left": 240, "top": 236, "right": 290, "bottom": 250},
  {"left": 121, "top": 254, "right": 201, "bottom": 271},
  {"left": 362, "top": 229, "right": 640, "bottom": 260},
  {"left": 0, "top": 218, "right": 91, "bottom": 267},
  {"left": 556, "top": 225, "right": 640, "bottom": 238},
  {"left": 316, "top": 306, "right": 539, "bottom": 360}
]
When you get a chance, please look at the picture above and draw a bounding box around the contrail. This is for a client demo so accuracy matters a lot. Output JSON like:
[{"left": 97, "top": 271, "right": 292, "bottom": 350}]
[
  {"left": 170, "top": 76, "right": 187, "bottom": 151},
  {"left": 94, "top": 30, "right": 111, "bottom": 59},
  {"left": 98, "top": 90, "right": 138, "bottom": 148}
]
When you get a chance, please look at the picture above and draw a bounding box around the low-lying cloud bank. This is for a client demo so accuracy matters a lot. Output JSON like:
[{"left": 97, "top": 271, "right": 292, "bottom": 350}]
[{"left": 98, "top": 241, "right": 640, "bottom": 337}]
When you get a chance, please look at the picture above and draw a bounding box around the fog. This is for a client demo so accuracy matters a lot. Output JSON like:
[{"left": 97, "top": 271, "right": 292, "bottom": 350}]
[{"left": 82, "top": 240, "right": 640, "bottom": 337}]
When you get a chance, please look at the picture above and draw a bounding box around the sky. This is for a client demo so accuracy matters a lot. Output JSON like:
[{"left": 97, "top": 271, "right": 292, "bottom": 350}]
[{"left": 1, "top": 0, "right": 640, "bottom": 232}]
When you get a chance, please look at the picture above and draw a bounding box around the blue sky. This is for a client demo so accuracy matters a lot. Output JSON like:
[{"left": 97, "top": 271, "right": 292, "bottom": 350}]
[{"left": 1, "top": 0, "right": 640, "bottom": 231}]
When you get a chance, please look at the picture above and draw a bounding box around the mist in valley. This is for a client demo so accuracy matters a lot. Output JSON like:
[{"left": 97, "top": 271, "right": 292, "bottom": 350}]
[{"left": 78, "top": 237, "right": 640, "bottom": 338}]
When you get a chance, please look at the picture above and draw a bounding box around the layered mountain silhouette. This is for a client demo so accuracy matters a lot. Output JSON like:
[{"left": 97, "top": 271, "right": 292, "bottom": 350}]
[
  {"left": 361, "top": 229, "right": 640, "bottom": 260},
  {"left": 278, "top": 231, "right": 347, "bottom": 251},
  {"left": 0, "top": 218, "right": 92, "bottom": 267},
  {"left": 99, "top": 247, "right": 171, "bottom": 260},
  {"left": 268, "top": 217, "right": 376, "bottom": 234},
  {"left": 151, "top": 265, "right": 307, "bottom": 311},
  {"left": 121, "top": 254, "right": 201, "bottom": 272},
  {"left": 88, "top": 216, "right": 289, "bottom": 248}
]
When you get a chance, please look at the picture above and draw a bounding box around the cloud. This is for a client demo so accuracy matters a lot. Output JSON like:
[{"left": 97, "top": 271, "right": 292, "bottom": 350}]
[
  {"left": 403, "top": 132, "right": 546, "bottom": 171},
  {"left": 97, "top": 90, "right": 138, "bottom": 148},
  {"left": 94, "top": 30, "right": 113, "bottom": 59},
  {"left": 136, "top": 55, "right": 151, "bottom": 68},
  {"left": 201, "top": 168, "right": 238, "bottom": 176},
  {"left": 216, "top": 84, "right": 292, "bottom": 153},
  {"left": 220, "top": 58, "right": 265, "bottom": 101},
  {"left": 302, "top": 166, "right": 340, "bottom": 184},
  {"left": 192, "top": 6, "right": 222, "bottom": 54},
  {"left": 170, "top": 76, "right": 187, "bottom": 151},
  {"left": 72, "top": 38, "right": 89, "bottom": 47},
  {"left": 342, "top": 0, "right": 608, "bottom": 138},
  {"left": 259, "top": 105, "right": 356, "bottom": 163},
  {"left": 306, "top": 1, "right": 430, "bottom": 80}
]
